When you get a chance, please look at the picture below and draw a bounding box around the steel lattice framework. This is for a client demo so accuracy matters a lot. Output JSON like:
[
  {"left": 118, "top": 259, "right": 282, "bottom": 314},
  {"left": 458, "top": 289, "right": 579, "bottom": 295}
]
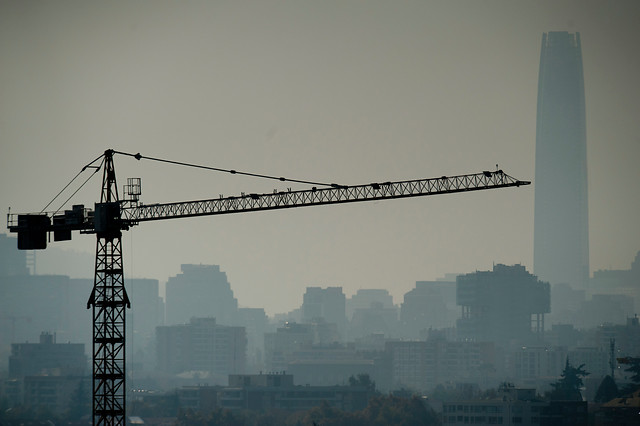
[
  {"left": 86, "top": 151, "right": 130, "bottom": 425},
  {"left": 88, "top": 237, "right": 128, "bottom": 425},
  {"left": 6, "top": 149, "right": 530, "bottom": 425},
  {"left": 122, "top": 170, "right": 524, "bottom": 224}
]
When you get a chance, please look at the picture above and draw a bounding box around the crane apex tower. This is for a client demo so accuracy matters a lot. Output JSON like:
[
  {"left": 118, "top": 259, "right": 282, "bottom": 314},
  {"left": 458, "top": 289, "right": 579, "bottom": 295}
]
[{"left": 534, "top": 31, "right": 589, "bottom": 288}]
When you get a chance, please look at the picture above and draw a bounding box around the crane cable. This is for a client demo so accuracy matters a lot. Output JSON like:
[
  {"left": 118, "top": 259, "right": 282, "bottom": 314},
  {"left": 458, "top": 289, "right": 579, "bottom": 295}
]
[
  {"left": 112, "top": 150, "right": 339, "bottom": 188},
  {"left": 40, "top": 153, "right": 105, "bottom": 214},
  {"left": 52, "top": 159, "right": 104, "bottom": 215},
  {"left": 40, "top": 149, "right": 341, "bottom": 215}
]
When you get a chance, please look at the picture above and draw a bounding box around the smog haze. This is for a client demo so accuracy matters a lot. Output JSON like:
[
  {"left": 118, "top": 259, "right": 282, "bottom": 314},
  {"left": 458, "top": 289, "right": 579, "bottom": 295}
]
[{"left": 1, "top": 0, "right": 639, "bottom": 314}]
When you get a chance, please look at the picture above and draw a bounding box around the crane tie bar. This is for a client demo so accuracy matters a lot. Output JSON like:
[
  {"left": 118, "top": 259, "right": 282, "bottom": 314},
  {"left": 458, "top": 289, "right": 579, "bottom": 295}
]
[{"left": 112, "top": 150, "right": 339, "bottom": 188}]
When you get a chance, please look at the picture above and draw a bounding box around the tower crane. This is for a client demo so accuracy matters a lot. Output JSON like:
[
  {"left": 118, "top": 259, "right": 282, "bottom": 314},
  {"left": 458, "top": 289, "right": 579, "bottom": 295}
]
[{"left": 7, "top": 149, "right": 530, "bottom": 425}]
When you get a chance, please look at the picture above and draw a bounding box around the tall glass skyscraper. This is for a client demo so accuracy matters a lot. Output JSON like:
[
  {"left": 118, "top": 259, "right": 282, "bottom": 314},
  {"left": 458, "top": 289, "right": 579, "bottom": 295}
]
[{"left": 534, "top": 32, "right": 589, "bottom": 288}]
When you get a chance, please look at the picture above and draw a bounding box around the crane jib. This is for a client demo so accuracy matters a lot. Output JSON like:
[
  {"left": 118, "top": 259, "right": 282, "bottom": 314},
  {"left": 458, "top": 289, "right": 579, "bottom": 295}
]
[
  {"left": 122, "top": 171, "right": 528, "bottom": 224},
  {"left": 7, "top": 171, "right": 529, "bottom": 249}
]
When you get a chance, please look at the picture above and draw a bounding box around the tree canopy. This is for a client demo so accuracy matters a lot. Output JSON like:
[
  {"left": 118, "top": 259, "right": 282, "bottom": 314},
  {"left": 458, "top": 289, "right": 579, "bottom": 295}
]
[
  {"left": 547, "top": 358, "right": 589, "bottom": 401},
  {"left": 594, "top": 375, "right": 619, "bottom": 403},
  {"left": 619, "top": 356, "right": 640, "bottom": 395}
]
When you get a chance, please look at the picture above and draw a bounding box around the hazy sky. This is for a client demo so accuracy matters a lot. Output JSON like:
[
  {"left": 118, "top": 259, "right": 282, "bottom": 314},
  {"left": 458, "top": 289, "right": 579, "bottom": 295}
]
[{"left": 1, "top": 1, "right": 639, "bottom": 314}]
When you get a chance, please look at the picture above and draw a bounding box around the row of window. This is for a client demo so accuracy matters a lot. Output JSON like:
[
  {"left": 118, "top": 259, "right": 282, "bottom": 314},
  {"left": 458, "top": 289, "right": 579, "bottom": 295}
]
[
  {"left": 444, "top": 415, "right": 503, "bottom": 424},
  {"left": 443, "top": 404, "right": 503, "bottom": 413},
  {"left": 443, "top": 415, "right": 540, "bottom": 424}
]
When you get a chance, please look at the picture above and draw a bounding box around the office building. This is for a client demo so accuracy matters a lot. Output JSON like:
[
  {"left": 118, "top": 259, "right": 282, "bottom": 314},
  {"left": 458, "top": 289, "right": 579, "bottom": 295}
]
[
  {"left": 534, "top": 31, "right": 589, "bottom": 289},
  {"left": 456, "top": 264, "right": 550, "bottom": 347},
  {"left": 301, "top": 286, "right": 347, "bottom": 339},
  {"left": 401, "top": 280, "right": 457, "bottom": 338},
  {"left": 9, "top": 332, "right": 87, "bottom": 378},
  {"left": 178, "top": 373, "right": 374, "bottom": 413},
  {"left": 386, "top": 340, "right": 496, "bottom": 392},
  {"left": 156, "top": 317, "right": 246, "bottom": 380},
  {"left": 442, "top": 385, "right": 587, "bottom": 426},
  {"left": 165, "top": 264, "right": 238, "bottom": 325}
]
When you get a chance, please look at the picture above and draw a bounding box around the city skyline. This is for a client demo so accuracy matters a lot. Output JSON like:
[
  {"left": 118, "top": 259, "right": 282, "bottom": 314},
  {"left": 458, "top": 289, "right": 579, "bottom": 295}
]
[{"left": 1, "top": 1, "right": 639, "bottom": 314}]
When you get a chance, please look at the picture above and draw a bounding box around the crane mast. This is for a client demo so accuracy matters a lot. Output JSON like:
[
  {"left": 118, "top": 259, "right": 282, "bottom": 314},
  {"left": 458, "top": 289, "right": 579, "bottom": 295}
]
[
  {"left": 7, "top": 149, "right": 530, "bottom": 425},
  {"left": 87, "top": 152, "right": 129, "bottom": 424}
]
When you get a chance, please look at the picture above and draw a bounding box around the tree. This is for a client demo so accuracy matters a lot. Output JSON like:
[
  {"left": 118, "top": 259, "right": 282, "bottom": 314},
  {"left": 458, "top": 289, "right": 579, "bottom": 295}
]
[
  {"left": 64, "top": 378, "right": 91, "bottom": 421},
  {"left": 348, "top": 373, "right": 376, "bottom": 390},
  {"left": 618, "top": 356, "right": 640, "bottom": 395},
  {"left": 594, "top": 375, "right": 619, "bottom": 403},
  {"left": 624, "top": 358, "right": 640, "bottom": 384},
  {"left": 361, "top": 395, "right": 438, "bottom": 426},
  {"left": 547, "top": 358, "right": 589, "bottom": 401}
]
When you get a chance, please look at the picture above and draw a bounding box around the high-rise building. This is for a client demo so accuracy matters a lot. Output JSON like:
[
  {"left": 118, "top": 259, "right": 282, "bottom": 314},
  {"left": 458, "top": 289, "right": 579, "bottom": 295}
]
[
  {"left": 400, "top": 280, "right": 457, "bottom": 338},
  {"left": 0, "top": 233, "right": 28, "bottom": 276},
  {"left": 456, "top": 264, "right": 550, "bottom": 346},
  {"left": 301, "top": 287, "right": 347, "bottom": 339},
  {"left": 165, "top": 264, "right": 238, "bottom": 325},
  {"left": 534, "top": 31, "right": 589, "bottom": 288}
]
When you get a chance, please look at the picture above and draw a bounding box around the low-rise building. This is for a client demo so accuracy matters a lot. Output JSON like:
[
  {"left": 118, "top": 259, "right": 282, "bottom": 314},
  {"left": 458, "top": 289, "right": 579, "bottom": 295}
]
[
  {"left": 9, "top": 331, "right": 87, "bottom": 378},
  {"left": 442, "top": 386, "right": 587, "bottom": 426},
  {"left": 23, "top": 375, "right": 89, "bottom": 416},
  {"left": 387, "top": 339, "right": 497, "bottom": 392},
  {"left": 178, "top": 373, "right": 375, "bottom": 413}
]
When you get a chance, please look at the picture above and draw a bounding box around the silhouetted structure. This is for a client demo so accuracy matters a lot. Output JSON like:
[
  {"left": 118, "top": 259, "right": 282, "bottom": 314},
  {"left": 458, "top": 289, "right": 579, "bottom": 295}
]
[
  {"left": 178, "top": 373, "right": 374, "bottom": 413},
  {"left": 443, "top": 386, "right": 545, "bottom": 426},
  {"left": 443, "top": 385, "right": 587, "bottom": 426},
  {"left": 592, "top": 316, "right": 640, "bottom": 373},
  {"left": 0, "top": 273, "right": 93, "bottom": 368},
  {"left": 286, "top": 345, "right": 376, "bottom": 386},
  {"left": 386, "top": 340, "right": 497, "bottom": 392},
  {"left": 156, "top": 317, "right": 246, "bottom": 380},
  {"left": 596, "top": 389, "right": 640, "bottom": 425},
  {"left": 9, "top": 332, "right": 87, "bottom": 378},
  {"left": 264, "top": 321, "right": 341, "bottom": 372},
  {"left": 400, "top": 280, "right": 457, "bottom": 338},
  {"left": 165, "top": 264, "right": 238, "bottom": 325},
  {"left": 347, "top": 289, "right": 395, "bottom": 319},
  {"left": 236, "top": 307, "right": 269, "bottom": 371},
  {"left": 534, "top": 31, "right": 589, "bottom": 289},
  {"left": 592, "top": 251, "right": 640, "bottom": 312},
  {"left": 23, "top": 375, "right": 91, "bottom": 416},
  {"left": 6, "top": 332, "right": 88, "bottom": 415},
  {"left": 347, "top": 289, "right": 398, "bottom": 338},
  {"left": 0, "top": 233, "right": 28, "bottom": 276},
  {"left": 301, "top": 286, "right": 347, "bottom": 340},
  {"left": 122, "top": 278, "right": 164, "bottom": 372},
  {"left": 7, "top": 148, "right": 530, "bottom": 424},
  {"left": 456, "top": 264, "right": 550, "bottom": 346},
  {"left": 512, "top": 346, "right": 607, "bottom": 395}
]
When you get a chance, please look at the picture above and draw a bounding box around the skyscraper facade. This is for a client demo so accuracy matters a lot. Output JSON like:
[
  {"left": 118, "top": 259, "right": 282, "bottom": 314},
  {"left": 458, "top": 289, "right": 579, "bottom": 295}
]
[
  {"left": 165, "top": 264, "right": 238, "bottom": 325},
  {"left": 534, "top": 31, "right": 589, "bottom": 288}
]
